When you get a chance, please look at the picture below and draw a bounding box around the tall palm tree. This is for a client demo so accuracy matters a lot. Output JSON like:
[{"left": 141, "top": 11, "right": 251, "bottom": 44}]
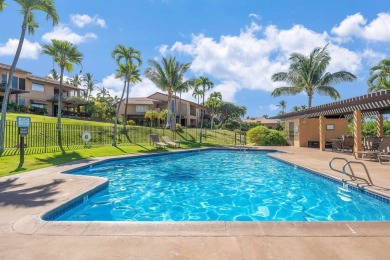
[
  {"left": 68, "top": 74, "right": 82, "bottom": 88},
  {"left": 112, "top": 45, "right": 142, "bottom": 131},
  {"left": 0, "top": 0, "right": 59, "bottom": 154},
  {"left": 276, "top": 100, "right": 287, "bottom": 114},
  {"left": 271, "top": 45, "right": 356, "bottom": 108},
  {"left": 175, "top": 80, "right": 194, "bottom": 126},
  {"left": 48, "top": 68, "right": 59, "bottom": 81},
  {"left": 145, "top": 56, "right": 191, "bottom": 129},
  {"left": 97, "top": 87, "right": 110, "bottom": 101},
  {"left": 367, "top": 59, "right": 390, "bottom": 92},
  {"left": 195, "top": 76, "right": 214, "bottom": 142},
  {"left": 192, "top": 86, "right": 204, "bottom": 128},
  {"left": 83, "top": 72, "right": 95, "bottom": 100},
  {"left": 42, "top": 39, "right": 83, "bottom": 150}
]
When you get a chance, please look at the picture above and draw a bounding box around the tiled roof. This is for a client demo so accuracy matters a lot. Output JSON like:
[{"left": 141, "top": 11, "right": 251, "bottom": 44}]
[
  {"left": 122, "top": 98, "right": 162, "bottom": 105},
  {"left": 243, "top": 117, "right": 279, "bottom": 124}
]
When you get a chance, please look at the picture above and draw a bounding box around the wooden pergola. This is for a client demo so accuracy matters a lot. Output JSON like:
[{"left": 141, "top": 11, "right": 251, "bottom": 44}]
[{"left": 271, "top": 90, "right": 390, "bottom": 153}]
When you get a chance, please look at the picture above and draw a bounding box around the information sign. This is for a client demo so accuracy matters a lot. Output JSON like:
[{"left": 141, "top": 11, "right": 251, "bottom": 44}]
[
  {"left": 17, "top": 116, "right": 31, "bottom": 128},
  {"left": 19, "top": 127, "right": 29, "bottom": 137}
]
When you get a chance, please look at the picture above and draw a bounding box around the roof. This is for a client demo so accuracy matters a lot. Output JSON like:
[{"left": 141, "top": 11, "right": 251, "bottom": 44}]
[
  {"left": 0, "top": 83, "right": 29, "bottom": 94},
  {"left": 0, "top": 63, "right": 77, "bottom": 90},
  {"left": 243, "top": 117, "right": 279, "bottom": 124},
  {"left": 148, "top": 92, "right": 203, "bottom": 107},
  {"left": 0, "top": 63, "right": 31, "bottom": 74},
  {"left": 122, "top": 97, "right": 162, "bottom": 105},
  {"left": 270, "top": 90, "right": 390, "bottom": 120}
]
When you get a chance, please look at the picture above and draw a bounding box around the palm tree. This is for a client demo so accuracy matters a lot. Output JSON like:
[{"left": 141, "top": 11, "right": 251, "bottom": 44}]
[
  {"left": 0, "top": 0, "right": 6, "bottom": 11},
  {"left": 144, "top": 110, "right": 159, "bottom": 127},
  {"left": 175, "top": 80, "right": 194, "bottom": 126},
  {"left": 192, "top": 86, "right": 204, "bottom": 128},
  {"left": 158, "top": 109, "right": 168, "bottom": 127},
  {"left": 206, "top": 91, "right": 222, "bottom": 129},
  {"left": 83, "top": 73, "right": 95, "bottom": 100},
  {"left": 112, "top": 45, "right": 142, "bottom": 131},
  {"left": 41, "top": 39, "right": 83, "bottom": 151},
  {"left": 48, "top": 68, "right": 59, "bottom": 81},
  {"left": 271, "top": 45, "right": 356, "bottom": 108},
  {"left": 97, "top": 87, "right": 110, "bottom": 101},
  {"left": 145, "top": 56, "right": 191, "bottom": 129},
  {"left": 68, "top": 74, "right": 82, "bottom": 88},
  {"left": 276, "top": 100, "right": 287, "bottom": 114},
  {"left": 367, "top": 59, "right": 390, "bottom": 92},
  {"left": 195, "top": 76, "right": 214, "bottom": 142},
  {"left": 0, "top": 0, "right": 59, "bottom": 154}
]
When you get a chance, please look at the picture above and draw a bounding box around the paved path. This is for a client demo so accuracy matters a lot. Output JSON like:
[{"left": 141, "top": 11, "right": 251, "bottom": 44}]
[{"left": 1, "top": 147, "right": 390, "bottom": 259}]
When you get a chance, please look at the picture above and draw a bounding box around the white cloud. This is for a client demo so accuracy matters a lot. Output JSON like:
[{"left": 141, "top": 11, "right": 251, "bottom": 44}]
[
  {"left": 70, "top": 14, "right": 107, "bottom": 28},
  {"left": 166, "top": 21, "right": 362, "bottom": 103},
  {"left": 269, "top": 104, "right": 279, "bottom": 111},
  {"left": 95, "top": 74, "right": 160, "bottom": 98},
  {"left": 249, "top": 13, "right": 261, "bottom": 21},
  {"left": 42, "top": 25, "right": 97, "bottom": 44},
  {"left": 0, "top": 38, "right": 41, "bottom": 59},
  {"left": 361, "top": 48, "right": 388, "bottom": 66},
  {"left": 332, "top": 13, "right": 390, "bottom": 42}
]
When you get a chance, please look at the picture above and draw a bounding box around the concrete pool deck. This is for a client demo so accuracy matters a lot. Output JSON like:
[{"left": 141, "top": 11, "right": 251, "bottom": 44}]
[{"left": 1, "top": 146, "right": 390, "bottom": 259}]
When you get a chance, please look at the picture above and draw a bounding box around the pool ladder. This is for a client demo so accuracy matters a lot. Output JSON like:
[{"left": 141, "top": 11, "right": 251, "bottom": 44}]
[{"left": 329, "top": 157, "right": 373, "bottom": 186}]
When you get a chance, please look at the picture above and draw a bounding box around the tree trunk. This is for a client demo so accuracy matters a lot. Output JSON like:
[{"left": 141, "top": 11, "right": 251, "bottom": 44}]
[
  {"left": 112, "top": 80, "right": 127, "bottom": 146},
  {"left": 166, "top": 89, "right": 172, "bottom": 129},
  {"left": 0, "top": 16, "right": 27, "bottom": 154},
  {"left": 200, "top": 90, "right": 205, "bottom": 143},
  {"left": 308, "top": 94, "right": 312, "bottom": 108},
  {"left": 123, "top": 81, "right": 130, "bottom": 131},
  {"left": 57, "top": 66, "right": 65, "bottom": 153},
  {"left": 179, "top": 92, "right": 182, "bottom": 126}
]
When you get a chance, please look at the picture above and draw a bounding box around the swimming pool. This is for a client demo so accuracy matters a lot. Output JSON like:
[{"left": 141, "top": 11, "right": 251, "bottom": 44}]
[{"left": 53, "top": 149, "right": 390, "bottom": 221}]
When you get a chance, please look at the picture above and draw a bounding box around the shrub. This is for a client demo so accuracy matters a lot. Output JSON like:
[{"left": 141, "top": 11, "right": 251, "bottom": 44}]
[
  {"left": 247, "top": 126, "right": 286, "bottom": 146},
  {"left": 175, "top": 123, "right": 183, "bottom": 132},
  {"left": 126, "top": 120, "right": 136, "bottom": 126}
]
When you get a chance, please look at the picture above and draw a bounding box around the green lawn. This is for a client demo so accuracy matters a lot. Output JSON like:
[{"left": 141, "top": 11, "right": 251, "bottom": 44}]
[{"left": 4, "top": 112, "right": 115, "bottom": 126}]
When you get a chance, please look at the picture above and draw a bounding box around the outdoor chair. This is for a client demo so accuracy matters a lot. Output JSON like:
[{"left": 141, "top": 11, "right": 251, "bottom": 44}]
[
  {"left": 342, "top": 136, "right": 354, "bottom": 153},
  {"left": 363, "top": 136, "right": 381, "bottom": 151},
  {"left": 354, "top": 136, "right": 390, "bottom": 161},
  {"left": 161, "top": 136, "right": 180, "bottom": 147},
  {"left": 150, "top": 134, "right": 167, "bottom": 148}
]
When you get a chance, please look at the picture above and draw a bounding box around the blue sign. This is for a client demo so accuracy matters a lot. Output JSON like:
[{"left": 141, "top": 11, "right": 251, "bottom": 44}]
[{"left": 16, "top": 116, "right": 31, "bottom": 128}]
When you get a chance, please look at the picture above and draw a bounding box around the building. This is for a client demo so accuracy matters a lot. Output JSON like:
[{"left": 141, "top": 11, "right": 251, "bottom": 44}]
[
  {"left": 0, "top": 63, "right": 84, "bottom": 116},
  {"left": 242, "top": 117, "right": 280, "bottom": 129},
  {"left": 117, "top": 92, "right": 205, "bottom": 127}
]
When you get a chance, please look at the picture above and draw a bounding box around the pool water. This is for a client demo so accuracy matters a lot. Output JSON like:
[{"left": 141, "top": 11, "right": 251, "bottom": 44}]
[{"left": 56, "top": 150, "right": 390, "bottom": 221}]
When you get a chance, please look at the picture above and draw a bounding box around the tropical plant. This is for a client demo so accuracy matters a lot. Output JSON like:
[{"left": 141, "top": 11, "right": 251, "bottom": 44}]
[
  {"left": 144, "top": 110, "right": 159, "bottom": 127},
  {"left": 276, "top": 100, "right": 287, "bottom": 114},
  {"left": 112, "top": 45, "right": 142, "bottom": 132},
  {"left": 0, "top": 0, "right": 59, "bottom": 154},
  {"left": 175, "top": 80, "right": 194, "bottom": 126},
  {"left": 97, "top": 87, "right": 110, "bottom": 101},
  {"left": 195, "top": 76, "right": 214, "bottom": 142},
  {"left": 158, "top": 109, "right": 168, "bottom": 126},
  {"left": 68, "top": 74, "right": 82, "bottom": 88},
  {"left": 47, "top": 68, "right": 59, "bottom": 81},
  {"left": 145, "top": 56, "right": 191, "bottom": 129},
  {"left": 367, "top": 59, "right": 390, "bottom": 92},
  {"left": 0, "top": 0, "right": 6, "bottom": 11},
  {"left": 192, "top": 86, "right": 204, "bottom": 128},
  {"left": 41, "top": 39, "right": 83, "bottom": 150},
  {"left": 271, "top": 45, "right": 356, "bottom": 107},
  {"left": 216, "top": 102, "right": 246, "bottom": 127},
  {"left": 205, "top": 91, "right": 222, "bottom": 129},
  {"left": 83, "top": 73, "right": 95, "bottom": 100}
]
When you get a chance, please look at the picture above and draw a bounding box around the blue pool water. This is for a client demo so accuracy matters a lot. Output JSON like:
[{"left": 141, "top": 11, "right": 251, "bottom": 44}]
[{"left": 55, "top": 149, "right": 390, "bottom": 221}]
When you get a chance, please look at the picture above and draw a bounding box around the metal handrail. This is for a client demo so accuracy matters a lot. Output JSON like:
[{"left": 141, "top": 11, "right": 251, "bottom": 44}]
[
  {"left": 342, "top": 161, "right": 373, "bottom": 186},
  {"left": 329, "top": 157, "right": 349, "bottom": 173}
]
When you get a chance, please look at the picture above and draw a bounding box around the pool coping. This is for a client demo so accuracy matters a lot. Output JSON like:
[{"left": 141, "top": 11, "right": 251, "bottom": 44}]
[{"left": 10, "top": 147, "right": 390, "bottom": 238}]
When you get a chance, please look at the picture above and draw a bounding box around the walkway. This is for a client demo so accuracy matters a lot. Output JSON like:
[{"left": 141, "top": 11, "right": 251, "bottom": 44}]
[{"left": 1, "top": 147, "right": 390, "bottom": 259}]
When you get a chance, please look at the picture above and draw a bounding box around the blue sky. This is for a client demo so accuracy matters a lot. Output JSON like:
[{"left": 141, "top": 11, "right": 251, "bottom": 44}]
[{"left": 0, "top": 0, "right": 389, "bottom": 117}]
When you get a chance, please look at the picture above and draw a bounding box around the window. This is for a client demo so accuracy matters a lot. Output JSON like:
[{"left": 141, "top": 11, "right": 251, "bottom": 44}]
[
  {"left": 31, "top": 103, "right": 45, "bottom": 109},
  {"left": 32, "top": 83, "right": 44, "bottom": 92},
  {"left": 1, "top": 74, "right": 6, "bottom": 84},
  {"left": 12, "top": 76, "right": 18, "bottom": 89},
  {"left": 136, "top": 105, "right": 149, "bottom": 113},
  {"left": 326, "top": 124, "right": 335, "bottom": 130},
  {"left": 19, "top": 78, "right": 26, "bottom": 90},
  {"left": 19, "top": 98, "right": 26, "bottom": 106}
]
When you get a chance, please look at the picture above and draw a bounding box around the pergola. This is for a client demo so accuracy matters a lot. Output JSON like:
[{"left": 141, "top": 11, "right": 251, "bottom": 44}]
[{"left": 271, "top": 90, "right": 390, "bottom": 153}]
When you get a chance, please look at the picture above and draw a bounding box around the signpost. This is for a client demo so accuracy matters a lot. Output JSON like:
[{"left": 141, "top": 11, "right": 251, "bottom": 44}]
[{"left": 16, "top": 116, "right": 31, "bottom": 164}]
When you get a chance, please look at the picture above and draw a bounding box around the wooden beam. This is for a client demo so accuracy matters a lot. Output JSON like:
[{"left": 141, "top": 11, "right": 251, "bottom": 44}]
[
  {"left": 319, "top": 115, "right": 326, "bottom": 151},
  {"left": 354, "top": 110, "right": 362, "bottom": 158},
  {"left": 377, "top": 114, "right": 384, "bottom": 137}
]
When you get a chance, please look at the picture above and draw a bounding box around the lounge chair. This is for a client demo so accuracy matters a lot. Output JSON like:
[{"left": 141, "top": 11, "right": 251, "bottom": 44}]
[
  {"left": 150, "top": 134, "right": 167, "bottom": 147},
  {"left": 342, "top": 136, "right": 354, "bottom": 153},
  {"left": 354, "top": 137, "right": 390, "bottom": 161},
  {"left": 161, "top": 136, "right": 180, "bottom": 147}
]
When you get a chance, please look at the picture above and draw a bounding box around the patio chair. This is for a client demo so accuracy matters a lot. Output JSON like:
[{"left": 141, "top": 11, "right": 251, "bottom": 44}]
[
  {"left": 363, "top": 136, "right": 381, "bottom": 151},
  {"left": 342, "top": 136, "right": 354, "bottom": 153},
  {"left": 150, "top": 134, "right": 167, "bottom": 148},
  {"left": 354, "top": 136, "right": 390, "bottom": 161},
  {"left": 161, "top": 136, "right": 180, "bottom": 147}
]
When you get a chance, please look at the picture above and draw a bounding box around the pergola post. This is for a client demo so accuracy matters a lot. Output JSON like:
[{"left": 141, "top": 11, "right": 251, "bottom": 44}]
[
  {"left": 353, "top": 110, "right": 362, "bottom": 158},
  {"left": 319, "top": 115, "right": 326, "bottom": 151},
  {"left": 377, "top": 114, "right": 384, "bottom": 137}
]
